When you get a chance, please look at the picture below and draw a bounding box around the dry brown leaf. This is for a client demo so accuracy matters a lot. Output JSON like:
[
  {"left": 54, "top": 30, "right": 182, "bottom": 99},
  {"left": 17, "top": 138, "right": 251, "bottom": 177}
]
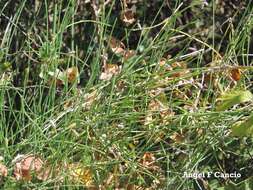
[
  {"left": 155, "top": 61, "right": 191, "bottom": 87},
  {"left": 45, "top": 67, "right": 79, "bottom": 86},
  {"left": 116, "top": 80, "right": 126, "bottom": 93},
  {"left": 203, "top": 72, "right": 219, "bottom": 89},
  {"left": 145, "top": 99, "right": 174, "bottom": 125},
  {"left": 0, "top": 162, "right": 8, "bottom": 179},
  {"left": 171, "top": 61, "right": 187, "bottom": 69},
  {"left": 66, "top": 67, "right": 79, "bottom": 84},
  {"left": 170, "top": 132, "right": 185, "bottom": 143},
  {"left": 230, "top": 68, "right": 241, "bottom": 81},
  {"left": 160, "top": 108, "right": 175, "bottom": 124},
  {"left": 144, "top": 100, "right": 160, "bottom": 125},
  {"left": 63, "top": 100, "right": 73, "bottom": 110},
  {"left": 55, "top": 79, "right": 64, "bottom": 86},
  {"left": 47, "top": 76, "right": 64, "bottom": 87},
  {"left": 140, "top": 152, "right": 156, "bottom": 169},
  {"left": 109, "top": 37, "right": 125, "bottom": 54},
  {"left": 100, "top": 63, "right": 121, "bottom": 81},
  {"left": 100, "top": 72, "right": 113, "bottom": 81},
  {"left": 39, "top": 162, "right": 69, "bottom": 182},
  {"left": 123, "top": 50, "right": 135, "bottom": 61},
  {"left": 37, "top": 161, "right": 72, "bottom": 182},
  {"left": 36, "top": 164, "right": 52, "bottom": 181},
  {"left": 13, "top": 154, "right": 44, "bottom": 181},
  {"left": 203, "top": 73, "right": 214, "bottom": 84},
  {"left": 159, "top": 58, "right": 173, "bottom": 71},
  {"left": 68, "top": 163, "right": 93, "bottom": 186},
  {"left": 46, "top": 68, "right": 65, "bottom": 87},
  {"left": 102, "top": 164, "right": 122, "bottom": 188},
  {"left": 120, "top": 9, "right": 136, "bottom": 26},
  {"left": 105, "top": 64, "right": 121, "bottom": 74},
  {"left": 170, "top": 61, "right": 189, "bottom": 78},
  {"left": 82, "top": 89, "right": 100, "bottom": 110},
  {"left": 148, "top": 99, "right": 161, "bottom": 111},
  {"left": 159, "top": 58, "right": 166, "bottom": 67},
  {"left": 144, "top": 113, "right": 153, "bottom": 126},
  {"left": 116, "top": 185, "right": 145, "bottom": 190}
]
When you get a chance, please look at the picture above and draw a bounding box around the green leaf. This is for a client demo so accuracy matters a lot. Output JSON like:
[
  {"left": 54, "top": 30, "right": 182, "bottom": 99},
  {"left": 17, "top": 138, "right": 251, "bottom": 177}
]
[
  {"left": 232, "top": 113, "right": 253, "bottom": 137},
  {"left": 216, "top": 90, "right": 253, "bottom": 111},
  {"left": 0, "top": 62, "right": 12, "bottom": 73}
]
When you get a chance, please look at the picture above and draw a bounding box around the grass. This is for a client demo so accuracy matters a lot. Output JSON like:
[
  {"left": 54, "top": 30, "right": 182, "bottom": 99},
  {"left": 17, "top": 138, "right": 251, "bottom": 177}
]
[{"left": 1, "top": 0, "right": 253, "bottom": 189}]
